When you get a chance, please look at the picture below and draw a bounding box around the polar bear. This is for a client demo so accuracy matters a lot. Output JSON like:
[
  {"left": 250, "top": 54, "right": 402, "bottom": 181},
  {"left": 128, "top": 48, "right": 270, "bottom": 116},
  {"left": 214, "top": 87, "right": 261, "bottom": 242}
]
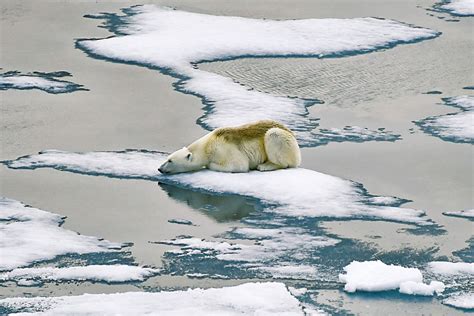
[{"left": 158, "top": 120, "right": 301, "bottom": 174}]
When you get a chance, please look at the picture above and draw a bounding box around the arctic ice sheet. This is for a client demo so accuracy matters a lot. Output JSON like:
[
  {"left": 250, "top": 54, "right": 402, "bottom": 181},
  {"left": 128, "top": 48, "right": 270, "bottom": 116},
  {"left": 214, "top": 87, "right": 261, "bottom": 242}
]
[
  {"left": 435, "top": 0, "right": 474, "bottom": 16},
  {"left": 77, "top": 5, "right": 438, "bottom": 146},
  {"left": 415, "top": 96, "right": 474, "bottom": 143},
  {"left": 428, "top": 261, "right": 474, "bottom": 275},
  {"left": 0, "top": 282, "right": 305, "bottom": 315},
  {"left": 339, "top": 260, "right": 445, "bottom": 296},
  {"left": 3, "top": 150, "right": 429, "bottom": 224},
  {"left": 0, "top": 265, "right": 159, "bottom": 284},
  {"left": 0, "top": 198, "right": 123, "bottom": 271},
  {"left": 0, "top": 71, "right": 86, "bottom": 94}
]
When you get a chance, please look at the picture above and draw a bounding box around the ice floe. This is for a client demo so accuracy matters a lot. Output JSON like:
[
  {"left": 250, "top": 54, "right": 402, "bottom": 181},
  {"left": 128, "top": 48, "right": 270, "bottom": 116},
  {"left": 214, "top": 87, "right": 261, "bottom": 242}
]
[
  {"left": 0, "top": 197, "right": 123, "bottom": 271},
  {"left": 0, "top": 282, "right": 305, "bottom": 315},
  {"left": 77, "top": 5, "right": 438, "bottom": 146},
  {"left": 3, "top": 150, "right": 429, "bottom": 224},
  {"left": 339, "top": 260, "right": 444, "bottom": 296},
  {"left": 0, "top": 71, "right": 86, "bottom": 94},
  {"left": 428, "top": 261, "right": 474, "bottom": 275},
  {"left": 0, "top": 265, "right": 158, "bottom": 284},
  {"left": 436, "top": 0, "right": 474, "bottom": 16},
  {"left": 443, "top": 293, "right": 474, "bottom": 310},
  {"left": 443, "top": 209, "right": 474, "bottom": 219},
  {"left": 415, "top": 95, "right": 474, "bottom": 143}
]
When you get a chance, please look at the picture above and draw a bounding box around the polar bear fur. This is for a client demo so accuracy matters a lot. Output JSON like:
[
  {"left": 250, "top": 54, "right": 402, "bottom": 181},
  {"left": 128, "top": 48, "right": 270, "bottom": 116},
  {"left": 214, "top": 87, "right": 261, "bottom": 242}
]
[{"left": 158, "top": 120, "right": 301, "bottom": 174}]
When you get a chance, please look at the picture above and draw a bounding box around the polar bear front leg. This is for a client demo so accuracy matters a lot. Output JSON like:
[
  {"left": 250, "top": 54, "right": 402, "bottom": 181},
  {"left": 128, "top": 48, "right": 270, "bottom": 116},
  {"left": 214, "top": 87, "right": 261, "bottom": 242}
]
[
  {"left": 208, "top": 161, "right": 249, "bottom": 173},
  {"left": 257, "top": 162, "right": 283, "bottom": 172}
]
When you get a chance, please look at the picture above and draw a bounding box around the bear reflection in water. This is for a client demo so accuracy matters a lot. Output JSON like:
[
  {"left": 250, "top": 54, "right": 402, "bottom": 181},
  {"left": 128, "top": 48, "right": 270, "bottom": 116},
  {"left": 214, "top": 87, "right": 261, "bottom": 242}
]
[{"left": 158, "top": 183, "right": 255, "bottom": 222}]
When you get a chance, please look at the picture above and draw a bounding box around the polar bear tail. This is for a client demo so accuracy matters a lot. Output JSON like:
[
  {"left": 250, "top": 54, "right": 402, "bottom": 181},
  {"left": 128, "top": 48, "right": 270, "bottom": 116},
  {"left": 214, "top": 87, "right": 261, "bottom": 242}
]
[{"left": 264, "top": 128, "right": 301, "bottom": 168}]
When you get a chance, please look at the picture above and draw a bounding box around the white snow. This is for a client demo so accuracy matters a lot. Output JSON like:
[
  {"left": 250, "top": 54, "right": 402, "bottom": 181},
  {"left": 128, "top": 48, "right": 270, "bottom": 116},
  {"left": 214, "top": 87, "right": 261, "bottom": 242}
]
[
  {"left": 0, "top": 265, "right": 158, "bottom": 283},
  {"left": 443, "top": 209, "right": 474, "bottom": 219},
  {"left": 416, "top": 95, "right": 474, "bottom": 143},
  {"left": 0, "top": 197, "right": 123, "bottom": 271},
  {"left": 78, "top": 5, "right": 438, "bottom": 144},
  {"left": 339, "top": 260, "right": 444, "bottom": 296},
  {"left": 4, "top": 150, "right": 429, "bottom": 225},
  {"left": 398, "top": 281, "right": 445, "bottom": 296},
  {"left": 439, "top": 0, "right": 474, "bottom": 16},
  {"left": 443, "top": 293, "right": 474, "bottom": 309},
  {"left": 428, "top": 261, "right": 474, "bottom": 275},
  {"left": 0, "top": 74, "right": 81, "bottom": 93},
  {"left": 0, "top": 282, "right": 305, "bottom": 315}
]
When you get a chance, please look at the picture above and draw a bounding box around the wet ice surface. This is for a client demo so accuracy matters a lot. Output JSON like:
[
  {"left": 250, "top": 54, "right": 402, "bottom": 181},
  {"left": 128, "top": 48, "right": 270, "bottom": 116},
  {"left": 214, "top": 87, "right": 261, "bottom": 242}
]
[
  {"left": 0, "top": 71, "right": 87, "bottom": 94},
  {"left": 75, "top": 5, "right": 439, "bottom": 147},
  {"left": 0, "top": 282, "right": 306, "bottom": 315},
  {"left": 414, "top": 96, "right": 474, "bottom": 144},
  {"left": 435, "top": 0, "right": 474, "bottom": 16}
]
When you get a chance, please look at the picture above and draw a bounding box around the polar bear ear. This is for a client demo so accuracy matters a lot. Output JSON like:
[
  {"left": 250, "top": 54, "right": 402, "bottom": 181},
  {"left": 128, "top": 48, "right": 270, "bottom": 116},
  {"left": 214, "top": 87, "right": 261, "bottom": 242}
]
[{"left": 186, "top": 152, "right": 192, "bottom": 161}]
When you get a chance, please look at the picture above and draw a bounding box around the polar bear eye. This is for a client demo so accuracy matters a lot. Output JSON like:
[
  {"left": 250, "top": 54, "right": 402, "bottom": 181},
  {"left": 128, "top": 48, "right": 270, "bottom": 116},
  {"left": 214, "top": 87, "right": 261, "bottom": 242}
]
[{"left": 168, "top": 159, "right": 172, "bottom": 163}]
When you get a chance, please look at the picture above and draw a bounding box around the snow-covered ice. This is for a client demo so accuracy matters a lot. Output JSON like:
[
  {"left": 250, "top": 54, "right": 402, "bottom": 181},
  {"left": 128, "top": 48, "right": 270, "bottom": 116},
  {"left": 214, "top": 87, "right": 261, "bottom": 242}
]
[
  {"left": 443, "top": 209, "right": 474, "bottom": 219},
  {"left": 0, "top": 282, "right": 305, "bottom": 315},
  {"left": 398, "top": 281, "right": 445, "bottom": 296},
  {"left": 437, "top": 0, "right": 474, "bottom": 16},
  {"left": 77, "top": 5, "right": 438, "bottom": 146},
  {"left": 3, "top": 149, "right": 429, "bottom": 224},
  {"left": 415, "top": 95, "right": 474, "bottom": 143},
  {"left": 339, "top": 260, "right": 444, "bottom": 296},
  {"left": 443, "top": 293, "right": 474, "bottom": 310},
  {"left": 0, "top": 71, "right": 86, "bottom": 94},
  {"left": 428, "top": 261, "right": 474, "bottom": 275},
  {"left": 0, "top": 265, "right": 158, "bottom": 284},
  {"left": 0, "top": 197, "right": 123, "bottom": 271}
]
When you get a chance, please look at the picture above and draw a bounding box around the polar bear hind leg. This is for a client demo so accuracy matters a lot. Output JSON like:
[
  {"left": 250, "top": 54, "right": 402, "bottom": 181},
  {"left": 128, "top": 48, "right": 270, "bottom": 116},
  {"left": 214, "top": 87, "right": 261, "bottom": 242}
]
[{"left": 258, "top": 128, "right": 301, "bottom": 171}]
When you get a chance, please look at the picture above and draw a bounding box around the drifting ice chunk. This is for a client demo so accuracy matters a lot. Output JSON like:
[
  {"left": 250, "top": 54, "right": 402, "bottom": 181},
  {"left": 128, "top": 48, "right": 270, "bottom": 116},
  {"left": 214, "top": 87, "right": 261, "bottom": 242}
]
[
  {"left": 438, "top": 0, "right": 474, "bottom": 16},
  {"left": 0, "top": 265, "right": 159, "bottom": 283},
  {"left": 3, "top": 150, "right": 429, "bottom": 225},
  {"left": 339, "top": 260, "right": 444, "bottom": 296},
  {"left": 0, "top": 282, "right": 305, "bottom": 315},
  {"left": 443, "top": 293, "right": 474, "bottom": 310},
  {"left": 0, "top": 71, "right": 86, "bottom": 94},
  {"left": 443, "top": 209, "right": 474, "bottom": 219},
  {"left": 0, "top": 197, "right": 123, "bottom": 271},
  {"left": 428, "top": 261, "right": 474, "bottom": 275}
]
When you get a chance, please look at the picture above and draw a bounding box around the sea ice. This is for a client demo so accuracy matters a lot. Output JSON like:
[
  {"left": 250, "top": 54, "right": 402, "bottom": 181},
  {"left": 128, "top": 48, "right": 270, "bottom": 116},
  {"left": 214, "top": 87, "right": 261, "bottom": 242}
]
[
  {"left": 3, "top": 150, "right": 429, "bottom": 224},
  {"left": 77, "top": 5, "right": 438, "bottom": 146},
  {"left": 339, "top": 260, "right": 444, "bottom": 296},
  {"left": 415, "top": 95, "right": 474, "bottom": 143},
  {"left": 443, "top": 293, "right": 474, "bottom": 309},
  {"left": 437, "top": 0, "right": 474, "bottom": 16},
  {"left": 0, "top": 265, "right": 158, "bottom": 284},
  {"left": 428, "top": 261, "right": 474, "bottom": 275},
  {"left": 443, "top": 209, "right": 474, "bottom": 219},
  {"left": 0, "top": 71, "right": 86, "bottom": 94},
  {"left": 0, "top": 282, "right": 305, "bottom": 315},
  {"left": 0, "top": 197, "right": 123, "bottom": 271}
]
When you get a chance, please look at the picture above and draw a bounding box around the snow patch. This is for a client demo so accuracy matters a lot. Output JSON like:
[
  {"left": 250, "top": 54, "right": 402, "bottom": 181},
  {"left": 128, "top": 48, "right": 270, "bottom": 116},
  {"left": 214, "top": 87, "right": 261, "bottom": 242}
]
[
  {"left": 443, "top": 209, "right": 474, "bottom": 219},
  {"left": 438, "top": 0, "right": 474, "bottom": 16},
  {"left": 0, "top": 282, "right": 305, "bottom": 315}
]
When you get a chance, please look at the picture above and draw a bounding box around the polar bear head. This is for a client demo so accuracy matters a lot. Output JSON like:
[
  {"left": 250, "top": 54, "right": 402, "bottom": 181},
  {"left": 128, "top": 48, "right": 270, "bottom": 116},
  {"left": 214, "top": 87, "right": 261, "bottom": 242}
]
[{"left": 158, "top": 147, "right": 203, "bottom": 174}]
